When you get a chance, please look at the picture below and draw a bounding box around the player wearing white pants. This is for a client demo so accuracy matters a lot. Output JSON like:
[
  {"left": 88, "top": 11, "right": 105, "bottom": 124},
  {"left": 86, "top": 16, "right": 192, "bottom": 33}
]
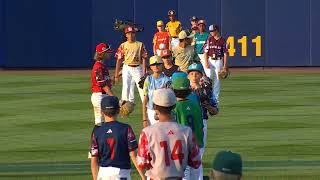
[
  {"left": 201, "top": 56, "right": 223, "bottom": 101},
  {"left": 115, "top": 26, "right": 148, "bottom": 104},
  {"left": 142, "top": 56, "right": 170, "bottom": 127},
  {"left": 91, "top": 42, "right": 114, "bottom": 125},
  {"left": 97, "top": 167, "right": 131, "bottom": 180},
  {"left": 121, "top": 64, "right": 144, "bottom": 103},
  {"left": 91, "top": 93, "right": 108, "bottom": 125},
  {"left": 203, "top": 24, "right": 228, "bottom": 102}
]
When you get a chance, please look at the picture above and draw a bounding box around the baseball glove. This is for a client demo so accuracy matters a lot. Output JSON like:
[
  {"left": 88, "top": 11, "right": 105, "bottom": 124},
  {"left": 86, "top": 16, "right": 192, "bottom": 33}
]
[
  {"left": 201, "top": 76, "right": 213, "bottom": 89},
  {"left": 138, "top": 74, "right": 149, "bottom": 89},
  {"left": 218, "top": 69, "right": 230, "bottom": 79},
  {"left": 119, "top": 100, "right": 135, "bottom": 117}
]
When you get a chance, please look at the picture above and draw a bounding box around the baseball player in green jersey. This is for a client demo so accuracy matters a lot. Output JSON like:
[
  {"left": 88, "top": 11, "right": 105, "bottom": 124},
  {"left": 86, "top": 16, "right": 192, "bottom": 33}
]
[{"left": 171, "top": 72, "right": 204, "bottom": 180}]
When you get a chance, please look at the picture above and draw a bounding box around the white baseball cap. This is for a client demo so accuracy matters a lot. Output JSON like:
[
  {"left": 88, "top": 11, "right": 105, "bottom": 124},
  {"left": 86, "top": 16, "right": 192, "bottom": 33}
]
[{"left": 153, "top": 88, "right": 176, "bottom": 107}]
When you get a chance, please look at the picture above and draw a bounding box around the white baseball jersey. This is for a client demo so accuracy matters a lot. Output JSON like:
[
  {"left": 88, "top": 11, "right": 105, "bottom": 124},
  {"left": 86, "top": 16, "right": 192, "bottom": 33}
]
[{"left": 137, "top": 121, "right": 201, "bottom": 179}]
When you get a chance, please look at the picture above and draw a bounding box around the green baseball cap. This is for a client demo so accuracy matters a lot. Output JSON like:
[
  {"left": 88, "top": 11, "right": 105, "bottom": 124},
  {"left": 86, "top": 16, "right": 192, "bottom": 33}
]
[
  {"left": 172, "top": 72, "right": 190, "bottom": 90},
  {"left": 213, "top": 151, "right": 243, "bottom": 175}
]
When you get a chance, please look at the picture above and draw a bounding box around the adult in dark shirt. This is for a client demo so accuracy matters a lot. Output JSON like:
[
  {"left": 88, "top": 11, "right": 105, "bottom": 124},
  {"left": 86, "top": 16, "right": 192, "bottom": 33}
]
[
  {"left": 160, "top": 49, "right": 179, "bottom": 78},
  {"left": 90, "top": 96, "right": 145, "bottom": 180}
]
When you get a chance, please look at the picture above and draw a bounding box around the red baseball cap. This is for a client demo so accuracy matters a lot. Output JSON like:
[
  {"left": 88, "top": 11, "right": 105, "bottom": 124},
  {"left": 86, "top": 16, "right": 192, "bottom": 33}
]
[
  {"left": 161, "top": 49, "right": 172, "bottom": 58},
  {"left": 124, "top": 26, "right": 136, "bottom": 34},
  {"left": 96, "top": 43, "right": 113, "bottom": 53}
]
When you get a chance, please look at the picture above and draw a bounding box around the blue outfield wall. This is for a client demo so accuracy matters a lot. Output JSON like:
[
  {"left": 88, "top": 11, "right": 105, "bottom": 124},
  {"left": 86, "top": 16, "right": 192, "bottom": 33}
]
[{"left": 1, "top": 0, "right": 320, "bottom": 68}]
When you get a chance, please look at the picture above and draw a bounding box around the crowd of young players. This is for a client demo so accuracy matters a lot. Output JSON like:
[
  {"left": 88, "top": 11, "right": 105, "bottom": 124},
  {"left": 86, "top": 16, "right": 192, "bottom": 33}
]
[{"left": 89, "top": 10, "right": 242, "bottom": 180}]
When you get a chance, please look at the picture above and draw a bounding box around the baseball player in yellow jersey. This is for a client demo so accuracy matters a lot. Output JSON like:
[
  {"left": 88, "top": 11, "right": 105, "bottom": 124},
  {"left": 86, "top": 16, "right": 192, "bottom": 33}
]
[
  {"left": 115, "top": 26, "right": 148, "bottom": 104},
  {"left": 166, "top": 10, "right": 182, "bottom": 49}
]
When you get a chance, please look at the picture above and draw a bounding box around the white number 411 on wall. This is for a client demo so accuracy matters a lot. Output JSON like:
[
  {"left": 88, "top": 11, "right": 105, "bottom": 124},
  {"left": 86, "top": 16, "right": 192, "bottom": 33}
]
[{"left": 227, "top": 36, "right": 262, "bottom": 57}]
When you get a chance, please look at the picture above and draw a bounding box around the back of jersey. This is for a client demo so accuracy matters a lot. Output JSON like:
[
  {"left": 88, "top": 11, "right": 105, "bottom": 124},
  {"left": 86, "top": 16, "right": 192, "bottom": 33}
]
[
  {"left": 137, "top": 121, "right": 200, "bottom": 179},
  {"left": 91, "top": 121, "right": 137, "bottom": 169},
  {"left": 174, "top": 99, "right": 204, "bottom": 148}
]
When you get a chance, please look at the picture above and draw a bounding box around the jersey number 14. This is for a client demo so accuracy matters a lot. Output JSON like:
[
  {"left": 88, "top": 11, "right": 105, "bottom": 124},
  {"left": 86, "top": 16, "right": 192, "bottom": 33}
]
[{"left": 160, "top": 140, "right": 184, "bottom": 166}]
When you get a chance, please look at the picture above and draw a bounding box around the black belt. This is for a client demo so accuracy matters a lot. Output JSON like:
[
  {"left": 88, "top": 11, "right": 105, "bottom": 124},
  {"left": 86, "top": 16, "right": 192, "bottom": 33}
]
[{"left": 127, "top": 64, "right": 140, "bottom": 67}]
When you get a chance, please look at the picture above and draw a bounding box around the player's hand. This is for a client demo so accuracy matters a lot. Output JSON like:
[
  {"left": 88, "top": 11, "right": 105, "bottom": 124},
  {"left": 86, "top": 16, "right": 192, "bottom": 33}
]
[
  {"left": 204, "top": 62, "right": 210, "bottom": 69},
  {"left": 223, "top": 65, "right": 228, "bottom": 71},
  {"left": 143, "top": 120, "right": 149, "bottom": 128}
]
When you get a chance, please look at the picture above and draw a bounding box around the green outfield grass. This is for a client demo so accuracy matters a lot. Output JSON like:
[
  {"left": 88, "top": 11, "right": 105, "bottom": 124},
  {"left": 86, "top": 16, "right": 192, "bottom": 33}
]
[{"left": 0, "top": 70, "right": 320, "bottom": 180}]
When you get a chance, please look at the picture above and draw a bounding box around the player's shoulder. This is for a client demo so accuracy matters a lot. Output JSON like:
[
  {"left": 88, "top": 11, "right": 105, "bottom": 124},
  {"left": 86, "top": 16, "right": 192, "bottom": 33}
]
[
  {"left": 115, "top": 121, "right": 132, "bottom": 129},
  {"left": 176, "top": 122, "right": 192, "bottom": 134},
  {"left": 220, "top": 36, "right": 226, "bottom": 42},
  {"left": 135, "top": 41, "right": 143, "bottom": 45}
]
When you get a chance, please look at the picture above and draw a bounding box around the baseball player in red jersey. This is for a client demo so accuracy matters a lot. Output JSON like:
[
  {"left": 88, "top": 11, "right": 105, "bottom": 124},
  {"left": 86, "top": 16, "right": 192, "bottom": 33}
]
[
  {"left": 137, "top": 88, "right": 201, "bottom": 180},
  {"left": 115, "top": 26, "right": 148, "bottom": 104},
  {"left": 203, "top": 25, "right": 228, "bottom": 102},
  {"left": 153, "top": 20, "right": 171, "bottom": 56},
  {"left": 91, "top": 43, "right": 114, "bottom": 125}
]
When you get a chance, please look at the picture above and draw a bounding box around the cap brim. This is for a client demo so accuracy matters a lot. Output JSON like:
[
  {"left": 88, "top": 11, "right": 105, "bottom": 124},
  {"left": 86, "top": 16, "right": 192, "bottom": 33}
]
[{"left": 150, "top": 62, "right": 163, "bottom": 66}]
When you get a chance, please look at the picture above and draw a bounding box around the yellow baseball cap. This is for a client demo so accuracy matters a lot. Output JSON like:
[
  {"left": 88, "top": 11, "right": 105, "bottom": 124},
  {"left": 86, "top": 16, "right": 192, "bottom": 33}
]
[
  {"left": 149, "top": 55, "right": 163, "bottom": 66},
  {"left": 178, "top": 30, "right": 194, "bottom": 40},
  {"left": 157, "top": 20, "right": 164, "bottom": 27}
]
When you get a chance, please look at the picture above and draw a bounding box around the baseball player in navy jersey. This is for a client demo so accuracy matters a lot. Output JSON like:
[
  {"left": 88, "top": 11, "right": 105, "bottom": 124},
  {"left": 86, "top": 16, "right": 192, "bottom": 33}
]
[
  {"left": 115, "top": 26, "right": 148, "bottom": 104},
  {"left": 91, "top": 43, "right": 114, "bottom": 125},
  {"left": 203, "top": 25, "right": 228, "bottom": 101},
  {"left": 90, "top": 96, "right": 145, "bottom": 180},
  {"left": 137, "top": 88, "right": 201, "bottom": 180}
]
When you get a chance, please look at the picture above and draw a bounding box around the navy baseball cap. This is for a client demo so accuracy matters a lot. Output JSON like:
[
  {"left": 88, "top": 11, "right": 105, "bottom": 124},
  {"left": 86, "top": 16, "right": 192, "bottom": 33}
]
[{"left": 101, "top": 96, "right": 120, "bottom": 110}]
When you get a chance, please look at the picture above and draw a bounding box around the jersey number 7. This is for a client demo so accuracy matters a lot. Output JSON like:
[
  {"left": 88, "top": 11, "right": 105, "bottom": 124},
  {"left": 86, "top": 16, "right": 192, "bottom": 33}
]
[
  {"left": 106, "top": 137, "right": 115, "bottom": 160},
  {"left": 160, "top": 140, "right": 184, "bottom": 166}
]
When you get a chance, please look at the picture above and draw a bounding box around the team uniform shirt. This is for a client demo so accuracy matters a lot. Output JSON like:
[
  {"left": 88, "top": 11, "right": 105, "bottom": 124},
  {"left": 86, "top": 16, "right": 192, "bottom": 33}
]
[
  {"left": 204, "top": 36, "right": 227, "bottom": 59},
  {"left": 163, "top": 65, "right": 179, "bottom": 77},
  {"left": 90, "top": 121, "right": 138, "bottom": 169},
  {"left": 115, "top": 41, "right": 148, "bottom": 65},
  {"left": 172, "top": 45, "right": 200, "bottom": 72},
  {"left": 143, "top": 74, "right": 171, "bottom": 110},
  {"left": 166, "top": 21, "right": 182, "bottom": 37},
  {"left": 91, "top": 61, "right": 112, "bottom": 93},
  {"left": 195, "top": 32, "right": 209, "bottom": 54},
  {"left": 153, "top": 31, "right": 171, "bottom": 51},
  {"left": 174, "top": 99, "right": 204, "bottom": 148},
  {"left": 137, "top": 122, "right": 201, "bottom": 179}
]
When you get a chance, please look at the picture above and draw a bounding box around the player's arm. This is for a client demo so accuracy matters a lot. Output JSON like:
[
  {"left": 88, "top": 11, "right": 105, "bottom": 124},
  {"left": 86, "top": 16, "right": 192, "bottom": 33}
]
[
  {"left": 187, "top": 131, "right": 201, "bottom": 169},
  {"left": 95, "top": 68, "right": 115, "bottom": 96},
  {"left": 137, "top": 131, "right": 152, "bottom": 170},
  {"left": 90, "top": 130, "right": 99, "bottom": 180},
  {"left": 127, "top": 127, "right": 147, "bottom": 180},
  {"left": 141, "top": 44, "right": 148, "bottom": 75},
  {"left": 203, "top": 40, "right": 210, "bottom": 69},
  {"left": 102, "top": 86, "right": 114, "bottom": 96},
  {"left": 130, "top": 151, "right": 146, "bottom": 180},
  {"left": 142, "top": 78, "right": 149, "bottom": 127},
  {"left": 115, "top": 44, "right": 124, "bottom": 83},
  {"left": 153, "top": 35, "right": 157, "bottom": 55},
  {"left": 168, "top": 32, "right": 172, "bottom": 51},
  {"left": 91, "top": 157, "right": 99, "bottom": 180},
  {"left": 223, "top": 40, "right": 228, "bottom": 70}
]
